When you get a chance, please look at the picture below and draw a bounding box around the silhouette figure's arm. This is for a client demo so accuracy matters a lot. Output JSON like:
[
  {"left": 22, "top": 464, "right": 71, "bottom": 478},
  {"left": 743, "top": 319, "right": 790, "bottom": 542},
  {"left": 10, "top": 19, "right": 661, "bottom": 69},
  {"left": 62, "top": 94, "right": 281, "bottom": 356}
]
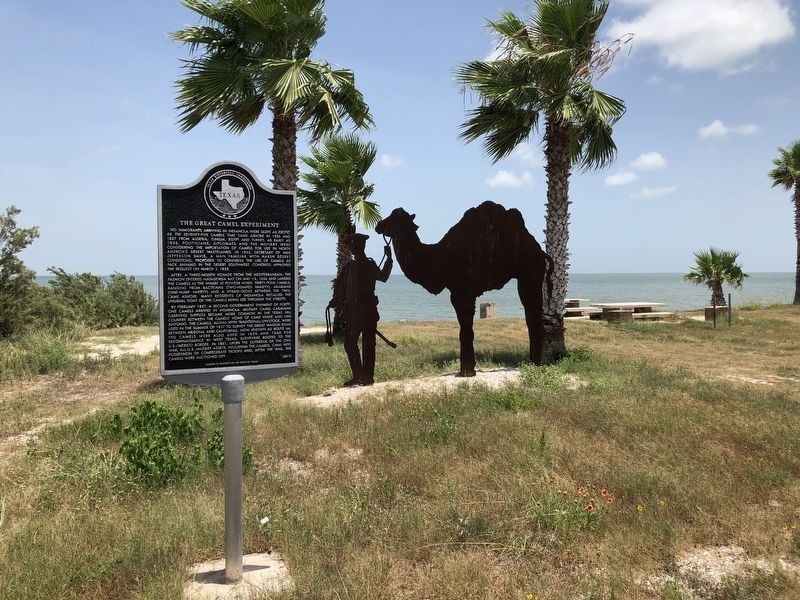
[
  {"left": 328, "top": 264, "right": 349, "bottom": 308},
  {"left": 376, "top": 252, "right": 392, "bottom": 283}
]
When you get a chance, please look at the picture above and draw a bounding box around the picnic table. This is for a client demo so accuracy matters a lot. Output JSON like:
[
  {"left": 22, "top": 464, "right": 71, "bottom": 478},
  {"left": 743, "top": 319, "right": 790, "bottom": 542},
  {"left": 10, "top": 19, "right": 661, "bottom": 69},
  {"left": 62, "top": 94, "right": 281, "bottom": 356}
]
[
  {"left": 590, "top": 302, "right": 672, "bottom": 322},
  {"left": 563, "top": 298, "right": 602, "bottom": 320}
]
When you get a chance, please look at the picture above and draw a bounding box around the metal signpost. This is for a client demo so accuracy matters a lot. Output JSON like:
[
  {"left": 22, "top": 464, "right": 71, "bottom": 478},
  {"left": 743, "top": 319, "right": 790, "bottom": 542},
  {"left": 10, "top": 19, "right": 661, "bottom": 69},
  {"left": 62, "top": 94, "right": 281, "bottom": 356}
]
[{"left": 158, "top": 162, "right": 298, "bottom": 584}]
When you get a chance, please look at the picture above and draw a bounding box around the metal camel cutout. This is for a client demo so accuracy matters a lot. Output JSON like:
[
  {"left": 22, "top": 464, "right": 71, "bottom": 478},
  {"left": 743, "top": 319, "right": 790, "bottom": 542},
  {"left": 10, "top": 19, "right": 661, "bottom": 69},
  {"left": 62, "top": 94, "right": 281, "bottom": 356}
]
[{"left": 375, "top": 201, "right": 553, "bottom": 376}]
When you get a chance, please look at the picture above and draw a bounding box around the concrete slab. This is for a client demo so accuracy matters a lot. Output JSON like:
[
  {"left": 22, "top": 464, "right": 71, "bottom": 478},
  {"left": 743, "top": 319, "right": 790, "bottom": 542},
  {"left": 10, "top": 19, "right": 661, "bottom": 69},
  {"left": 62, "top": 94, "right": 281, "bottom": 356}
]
[{"left": 184, "top": 553, "right": 293, "bottom": 599}]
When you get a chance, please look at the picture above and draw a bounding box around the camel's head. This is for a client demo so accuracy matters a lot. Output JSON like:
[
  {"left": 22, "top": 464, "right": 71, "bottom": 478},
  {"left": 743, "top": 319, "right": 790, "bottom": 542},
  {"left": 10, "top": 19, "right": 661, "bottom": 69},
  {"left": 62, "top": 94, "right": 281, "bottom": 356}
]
[{"left": 375, "top": 207, "right": 418, "bottom": 239}]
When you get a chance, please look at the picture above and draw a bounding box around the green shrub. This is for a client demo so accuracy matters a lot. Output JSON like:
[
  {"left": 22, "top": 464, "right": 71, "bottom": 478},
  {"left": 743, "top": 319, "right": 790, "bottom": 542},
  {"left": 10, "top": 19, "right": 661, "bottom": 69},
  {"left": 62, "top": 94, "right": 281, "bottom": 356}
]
[
  {"left": 46, "top": 268, "right": 158, "bottom": 329},
  {"left": 205, "top": 408, "right": 254, "bottom": 470},
  {"left": 0, "top": 206, "right": 39, "bottom": 338},
  {"left": 126, "top": 400, "right": 205, "bottom": 443},
  {"left": 119, "top": 401, "right": 205, "bottom": 485},
  {"left": 120, "top": 429, "right": 195, "bottom": 485},
  {"left": 117, "top": 400, "right": 251, "bottom": 487}
]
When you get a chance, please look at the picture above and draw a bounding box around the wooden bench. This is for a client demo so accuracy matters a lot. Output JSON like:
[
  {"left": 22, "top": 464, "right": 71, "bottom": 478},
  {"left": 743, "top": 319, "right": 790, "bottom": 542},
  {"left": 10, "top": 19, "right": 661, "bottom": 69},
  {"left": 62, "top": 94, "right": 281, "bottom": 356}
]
[
  {"left": 564, "top": 306, "right": 602, "bottom": 321},
  {"left": 564, "top": 306, "right": 602, "bottom": 315}
]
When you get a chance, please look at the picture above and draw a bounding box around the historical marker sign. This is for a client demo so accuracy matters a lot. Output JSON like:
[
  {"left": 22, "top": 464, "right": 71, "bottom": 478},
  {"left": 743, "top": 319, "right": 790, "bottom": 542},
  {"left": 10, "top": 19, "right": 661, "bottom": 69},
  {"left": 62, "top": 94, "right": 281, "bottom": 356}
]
[{"left": 158, "top": 162, "right": 299, "bottom": 385}]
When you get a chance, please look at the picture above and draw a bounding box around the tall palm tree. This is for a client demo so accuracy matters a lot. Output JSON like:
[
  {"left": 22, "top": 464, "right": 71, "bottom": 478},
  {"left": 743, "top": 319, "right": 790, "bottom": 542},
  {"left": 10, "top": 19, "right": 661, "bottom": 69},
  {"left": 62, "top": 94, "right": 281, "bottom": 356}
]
[
  {"left": 456, "top": 1, "right": 627, "bottom": 358},
  {"left": 683, "top": 248, "right": 748, "bottom": 306},
  {"left": 298, "top": 133, "right": 380, "bottom": 330},
  {"left": 172, "top": 0, "right": 373, "bottom": 191},
  {"left": 769, "top": 140, "right": 800, "bottom": 305}
]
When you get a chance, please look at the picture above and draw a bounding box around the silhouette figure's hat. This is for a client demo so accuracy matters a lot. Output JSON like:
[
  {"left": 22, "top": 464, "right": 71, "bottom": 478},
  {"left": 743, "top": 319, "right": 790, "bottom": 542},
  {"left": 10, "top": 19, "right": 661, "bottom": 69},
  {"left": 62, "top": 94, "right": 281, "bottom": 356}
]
[{"left": 344, "top": 233, "right": 369, "bottom": 246}]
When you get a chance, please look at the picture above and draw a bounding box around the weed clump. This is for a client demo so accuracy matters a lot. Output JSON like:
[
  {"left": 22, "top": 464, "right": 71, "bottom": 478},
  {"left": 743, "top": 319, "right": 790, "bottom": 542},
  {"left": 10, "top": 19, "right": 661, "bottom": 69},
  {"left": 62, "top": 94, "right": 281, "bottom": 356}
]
[
  {"left": 115, "top": 399, "right": 252, "bottom": 487},
  {"left": 520, "top": 364, "right": 569, "bottom": 389}
]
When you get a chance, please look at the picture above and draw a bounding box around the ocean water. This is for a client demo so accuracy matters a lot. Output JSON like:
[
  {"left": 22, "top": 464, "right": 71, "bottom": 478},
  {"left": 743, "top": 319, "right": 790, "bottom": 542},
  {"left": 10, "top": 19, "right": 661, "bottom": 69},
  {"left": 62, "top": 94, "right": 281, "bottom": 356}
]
[{"left": 36, "top": 272, "right": 796, "bottom": 325}]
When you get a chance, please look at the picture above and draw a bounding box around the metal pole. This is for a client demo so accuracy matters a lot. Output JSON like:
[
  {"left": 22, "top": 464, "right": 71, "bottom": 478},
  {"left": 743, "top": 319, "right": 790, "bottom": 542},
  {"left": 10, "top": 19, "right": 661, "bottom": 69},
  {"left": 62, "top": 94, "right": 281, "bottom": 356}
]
[
  {"left": 728, "top": 293, "right": 732, "bottom": 326},
  {"left": 221, "top": 374, "right": 244, "bottom": 583},
  {"left": 712, "top": 296, "right": 717, "bottom": 329}
]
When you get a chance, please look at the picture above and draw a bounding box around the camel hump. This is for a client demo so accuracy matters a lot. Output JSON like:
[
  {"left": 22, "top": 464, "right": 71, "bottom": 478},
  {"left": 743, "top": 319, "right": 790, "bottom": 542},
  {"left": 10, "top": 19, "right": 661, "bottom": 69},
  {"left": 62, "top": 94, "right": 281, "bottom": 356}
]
[{"left": 451, "top": 201, "right": 528, "bottom": 237}]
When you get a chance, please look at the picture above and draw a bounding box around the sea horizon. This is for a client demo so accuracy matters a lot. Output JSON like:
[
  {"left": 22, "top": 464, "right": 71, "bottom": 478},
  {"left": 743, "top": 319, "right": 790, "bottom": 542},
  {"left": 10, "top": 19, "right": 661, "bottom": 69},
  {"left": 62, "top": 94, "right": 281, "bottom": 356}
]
[{"left": 36, "top": 272, "right": 796, "bottom": 325}]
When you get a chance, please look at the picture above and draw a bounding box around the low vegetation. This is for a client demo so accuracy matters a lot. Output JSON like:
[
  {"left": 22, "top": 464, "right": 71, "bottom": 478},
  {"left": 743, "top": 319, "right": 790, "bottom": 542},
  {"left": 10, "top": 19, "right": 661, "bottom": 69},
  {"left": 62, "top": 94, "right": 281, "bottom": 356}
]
[
  {"left": 0, "top": 205, "right": 158, "bottom": 381},
  {"left": 0, "top": 308, "right": 799, "bottom": 598}
]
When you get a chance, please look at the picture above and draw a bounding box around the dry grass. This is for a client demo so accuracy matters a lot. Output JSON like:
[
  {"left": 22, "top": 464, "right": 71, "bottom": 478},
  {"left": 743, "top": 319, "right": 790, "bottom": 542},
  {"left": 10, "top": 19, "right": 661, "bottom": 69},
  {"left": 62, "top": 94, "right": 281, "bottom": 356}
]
[{"left": 0, "top": 307, "right": 799, "bottom": 599}]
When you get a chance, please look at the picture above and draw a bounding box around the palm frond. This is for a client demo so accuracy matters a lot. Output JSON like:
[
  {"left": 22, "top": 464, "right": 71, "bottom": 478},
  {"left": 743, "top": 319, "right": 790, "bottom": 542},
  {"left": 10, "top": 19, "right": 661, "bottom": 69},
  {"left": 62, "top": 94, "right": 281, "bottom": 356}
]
[
  {"left": 352, "top": 197, "right": 381, "bottom": 229},
  {"left": 460, "top": 103, "right": 539, "bottom": 163},
  {"left": 769, "top": 140, "right": 800, "bottom": 190},
  {"left": 172, "top": 0, "right": 369, "bottom": 140},
  {"left": 683, "top": 248, "right": 749, "bottom": 289},
  {"left": 297, "top": 133, "right": 380, "bottom": 235}
]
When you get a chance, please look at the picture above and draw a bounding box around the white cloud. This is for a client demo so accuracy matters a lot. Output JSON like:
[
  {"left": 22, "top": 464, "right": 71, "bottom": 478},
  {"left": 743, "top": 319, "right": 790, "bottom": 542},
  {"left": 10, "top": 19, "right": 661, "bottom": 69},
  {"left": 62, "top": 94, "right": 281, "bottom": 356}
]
[
  {"left": 510, "top": 142, "right": 543, "bottom": 168},
  {"left": 379, "top": 154, "right": 405, "bottom": 168},
  {"left": 632, "top": 152, "right": 667, "bottom": 170},
  {"left": 698, "top": 120, "right": 760, "bottom": 138},
  {"left": 608, "top": 0, "right": 795, "bottom": 73},
  {"left": 605, "top": 171, "right": 639, "bottom": 187},
  {"left": 486, "top": 170, "right": 533, "bottom": 188},
  {"left": 630, "top": 186, "right": 678, "bottom": 200},
  {"left": 735, "top": 123, "right": 760, "bottom": 135},
  {"left": 698, "top": 120, "right": 729, "bottom": 138}
]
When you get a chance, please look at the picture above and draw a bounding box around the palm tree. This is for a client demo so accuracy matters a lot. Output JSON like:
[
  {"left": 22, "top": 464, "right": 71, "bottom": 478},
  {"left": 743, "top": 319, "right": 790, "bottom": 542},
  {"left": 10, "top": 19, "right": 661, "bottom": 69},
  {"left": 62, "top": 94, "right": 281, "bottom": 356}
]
[
  {"left": 298, "top": 133, "right": 380, "bottom": 330},
  {"left": 456, "top": 1, "right": 627, "bottom": 359},
  {"left": 683, "top": 248, "right": 748, "bottom": 306},
  {"left": 769, "top": 140, "right": 800, "bottom": 305},
  {"left": 172, "top": 0, "right": 373, "bottom": 191}
]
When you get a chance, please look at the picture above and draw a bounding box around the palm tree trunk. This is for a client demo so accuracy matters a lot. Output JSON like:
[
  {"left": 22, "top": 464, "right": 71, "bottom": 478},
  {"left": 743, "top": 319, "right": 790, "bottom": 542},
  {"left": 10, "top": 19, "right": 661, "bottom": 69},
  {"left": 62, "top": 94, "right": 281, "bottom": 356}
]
[
  {"left": 711, "top": 283, "right": 726, "bottom": 306},
  {"left": 270, "top": 107, "right": 305, "bottom": 334},
  {"left": 542, "top": 118, "right": 570, "bottom": 361},
  {"left": 332, "top": 222, "right": 355, "bottom": 334},
  {"left": 794, "top": 185, "right": 800, "bottom": 305},
  {"left": 271, "top": 109, "right": 298, "bottom": 191}
]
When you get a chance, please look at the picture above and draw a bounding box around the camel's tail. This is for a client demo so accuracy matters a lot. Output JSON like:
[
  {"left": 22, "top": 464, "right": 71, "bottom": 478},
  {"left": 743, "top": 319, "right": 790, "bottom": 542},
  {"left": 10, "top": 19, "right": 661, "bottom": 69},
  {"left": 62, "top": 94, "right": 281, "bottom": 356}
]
[{"left": 544, "top": 253, "right": 554, "bottom": 305}]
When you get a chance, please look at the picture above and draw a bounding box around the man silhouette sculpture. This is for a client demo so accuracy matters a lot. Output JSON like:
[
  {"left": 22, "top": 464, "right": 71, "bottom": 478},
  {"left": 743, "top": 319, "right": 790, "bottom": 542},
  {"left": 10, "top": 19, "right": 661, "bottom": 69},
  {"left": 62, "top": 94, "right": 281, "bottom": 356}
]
[{"left": 328, "top": 233, "right": 392, "bottom": 386}]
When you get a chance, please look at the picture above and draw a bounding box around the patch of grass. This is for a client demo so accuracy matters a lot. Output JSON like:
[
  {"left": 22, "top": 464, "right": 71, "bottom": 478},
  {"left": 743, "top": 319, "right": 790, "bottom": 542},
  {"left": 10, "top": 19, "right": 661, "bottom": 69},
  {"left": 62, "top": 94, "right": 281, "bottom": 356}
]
[
  {"left": 0, "top": 327, "right": 84, "bottom": 380},
  {"left": 520, "top": 363, "right": 569, "bottom": 389}
]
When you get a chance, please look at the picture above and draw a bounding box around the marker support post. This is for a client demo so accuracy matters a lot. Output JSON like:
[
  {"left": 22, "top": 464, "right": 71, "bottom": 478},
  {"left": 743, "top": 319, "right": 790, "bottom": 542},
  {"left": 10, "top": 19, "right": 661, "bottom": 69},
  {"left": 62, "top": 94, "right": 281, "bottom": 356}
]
[{"left": 221, "top": 374, "right": 245, "bottom": 583}]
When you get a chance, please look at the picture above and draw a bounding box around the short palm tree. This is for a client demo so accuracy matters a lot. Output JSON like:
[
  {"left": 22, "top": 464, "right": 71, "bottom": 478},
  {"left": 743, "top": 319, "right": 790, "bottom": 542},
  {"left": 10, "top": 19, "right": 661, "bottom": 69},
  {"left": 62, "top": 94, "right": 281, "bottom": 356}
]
[
  {"left": 298, "top": 133, "right": 380, "bottom": 329},
  {"left": 456, "top": 0, "right": 627, "bottom": 359},
  {"left": 683, "top": 248, "right": 748, "bottom": 306},
  {"left": 172, "top": 0, "right": 373, "bottom": 191},
  {"left": 768, "top": 140, "right": 800, "bottom": 305}
]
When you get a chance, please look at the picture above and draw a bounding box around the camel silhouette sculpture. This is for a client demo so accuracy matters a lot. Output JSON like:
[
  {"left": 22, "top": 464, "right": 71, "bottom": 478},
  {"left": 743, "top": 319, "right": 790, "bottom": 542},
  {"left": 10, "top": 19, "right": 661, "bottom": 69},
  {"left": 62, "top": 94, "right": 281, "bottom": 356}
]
[{"left": 375, "top": 201, "right": 553, "bottom": 376}]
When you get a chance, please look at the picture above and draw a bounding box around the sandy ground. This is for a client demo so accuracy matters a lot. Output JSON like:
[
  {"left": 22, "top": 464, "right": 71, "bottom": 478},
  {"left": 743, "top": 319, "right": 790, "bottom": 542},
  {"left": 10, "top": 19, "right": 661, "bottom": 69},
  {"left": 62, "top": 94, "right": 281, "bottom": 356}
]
[{"left": 298, "top": 368, "right": 585, "bottom": 408}]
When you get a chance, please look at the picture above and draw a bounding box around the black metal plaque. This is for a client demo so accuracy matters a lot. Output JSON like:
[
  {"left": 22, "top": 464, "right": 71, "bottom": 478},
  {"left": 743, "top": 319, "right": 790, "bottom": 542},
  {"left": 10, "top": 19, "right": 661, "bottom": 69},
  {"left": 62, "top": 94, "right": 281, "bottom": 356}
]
[{"left": 158, "top": 162, "right": 298, "bottom": 385}]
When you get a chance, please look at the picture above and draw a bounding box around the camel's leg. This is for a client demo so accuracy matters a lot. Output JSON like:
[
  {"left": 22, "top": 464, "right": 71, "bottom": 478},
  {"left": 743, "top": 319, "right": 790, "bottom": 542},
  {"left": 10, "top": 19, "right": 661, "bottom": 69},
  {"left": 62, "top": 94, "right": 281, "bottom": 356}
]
[
  {"left": 518, "top": 273, "right": 545, "bottom": 365},
  {"left": 450, "top": 293, "right": 477, "bottom": 377}
]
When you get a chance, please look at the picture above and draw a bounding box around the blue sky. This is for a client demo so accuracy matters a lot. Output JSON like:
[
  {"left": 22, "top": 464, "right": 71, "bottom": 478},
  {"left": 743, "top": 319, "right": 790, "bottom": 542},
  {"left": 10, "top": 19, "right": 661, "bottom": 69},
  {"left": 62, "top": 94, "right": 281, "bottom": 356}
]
[{"left": 2, "top": 0, "right": 798, "bottom": 275}]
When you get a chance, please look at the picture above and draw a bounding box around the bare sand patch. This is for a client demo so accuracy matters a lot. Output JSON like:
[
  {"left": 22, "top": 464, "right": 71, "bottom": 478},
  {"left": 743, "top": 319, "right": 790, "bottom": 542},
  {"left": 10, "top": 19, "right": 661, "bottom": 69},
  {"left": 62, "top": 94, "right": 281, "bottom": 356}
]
[
  {"left": 644, "top": 545, "right": 800, "bottom": 597},
  {"left": 298, "top": 368, "right": 585, "bottom": 408},
  {"left": 80, "top": 334, "right": 160, "bottom": 358}
]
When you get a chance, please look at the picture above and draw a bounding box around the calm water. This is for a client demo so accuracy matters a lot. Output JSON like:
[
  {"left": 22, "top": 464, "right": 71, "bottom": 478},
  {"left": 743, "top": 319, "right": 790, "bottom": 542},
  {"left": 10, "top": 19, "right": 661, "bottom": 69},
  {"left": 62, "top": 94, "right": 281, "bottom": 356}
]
[{"left": 36, "top": 272, "right": 795, "bottom": 325}]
